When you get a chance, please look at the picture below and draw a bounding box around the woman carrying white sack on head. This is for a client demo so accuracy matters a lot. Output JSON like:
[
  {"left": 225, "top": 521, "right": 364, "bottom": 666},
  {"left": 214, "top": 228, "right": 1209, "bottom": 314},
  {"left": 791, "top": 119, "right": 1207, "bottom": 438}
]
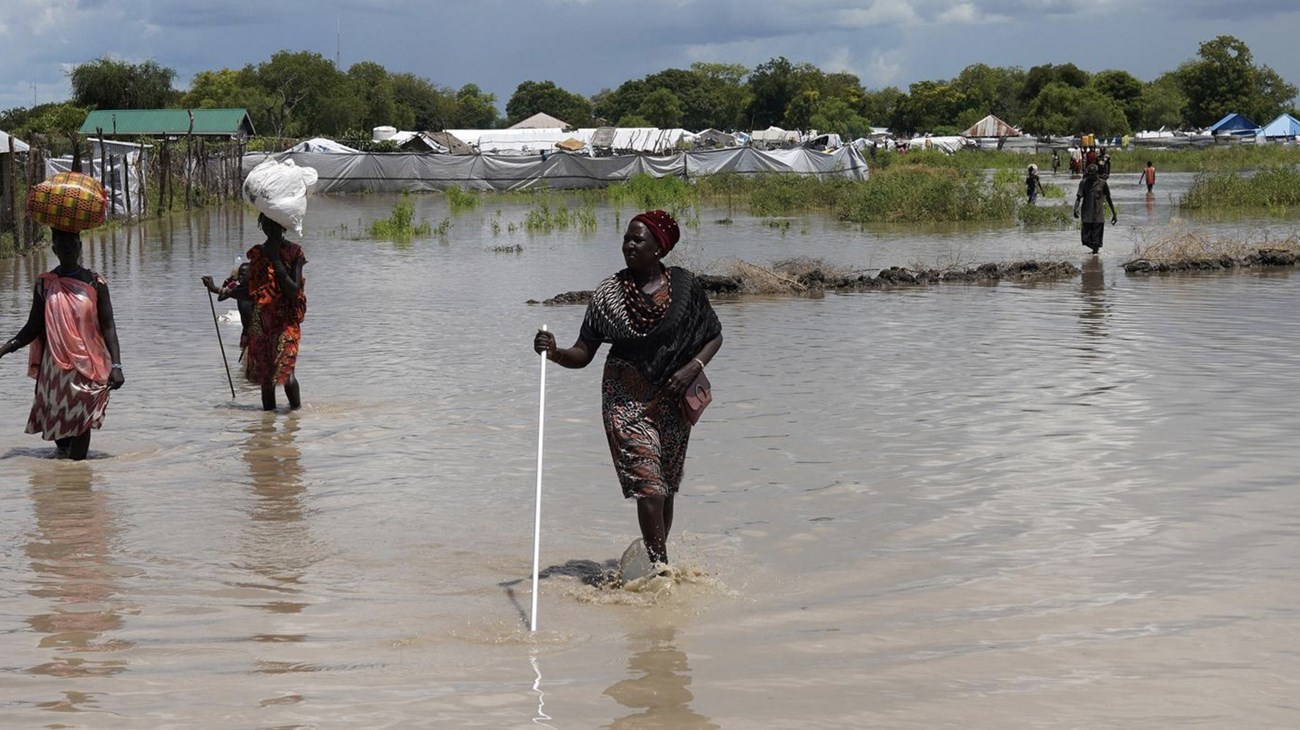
[{"left": 240, "top": 159, "right": 317, "bottom": 411}]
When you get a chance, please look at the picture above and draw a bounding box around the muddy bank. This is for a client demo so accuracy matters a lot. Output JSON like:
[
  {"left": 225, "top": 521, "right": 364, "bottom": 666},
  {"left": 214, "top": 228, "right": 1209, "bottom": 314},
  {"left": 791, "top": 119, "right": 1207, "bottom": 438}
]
[
  {"left": 528, "top": 259, "right": 1081, "bottom": 305},
  {"left": 1123, "top": 247, "right": 1300, "bottom": 275}
]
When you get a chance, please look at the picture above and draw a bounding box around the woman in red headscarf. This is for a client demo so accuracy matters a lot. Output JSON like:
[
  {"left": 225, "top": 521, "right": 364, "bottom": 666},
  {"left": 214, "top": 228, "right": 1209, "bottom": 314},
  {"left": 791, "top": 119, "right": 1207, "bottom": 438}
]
[{"left": 534, "top": 210, "right": 723, "bottom": 571}]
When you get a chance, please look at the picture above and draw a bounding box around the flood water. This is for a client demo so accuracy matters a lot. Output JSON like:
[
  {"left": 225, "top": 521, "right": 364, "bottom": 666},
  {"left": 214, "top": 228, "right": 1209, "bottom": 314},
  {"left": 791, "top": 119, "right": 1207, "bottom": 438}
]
[{"left": 2, "top": 172, "right": 1299, "bottom": 728}]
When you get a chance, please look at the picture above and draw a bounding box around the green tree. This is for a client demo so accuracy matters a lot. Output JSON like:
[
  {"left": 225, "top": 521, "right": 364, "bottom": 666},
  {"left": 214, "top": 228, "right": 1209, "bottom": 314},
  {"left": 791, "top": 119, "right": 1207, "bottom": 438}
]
[
  {"left": 1090, "top": 69, "right": 1146, "bottom": 130},
  {"left": 952, "top": 64, "right": 1026, "bottom": 123},
  {"left": 1177, "top": 35, "right": 1297, "bottom": 127},
  {"left": 616, "top": 113, "right": 653, "bottom": 128},
  {"left": 810, "top": 97, "right": 871, "bottom": 138},
  {"left": 347, "top": 61, "right": 397, "bottom": 133},
  {"left": 505, "top": 80, "right": 591, "bottom": 127},
  {"left": 594, "top": 66, "right": 749, "bottom": 131},
  {"left": 858, "top": 86, "right": 904, "bottom": 127},
  {"left": 69, "top": 57, "right": 179, "bottom": 110},
  {"left": 1, "top": 102, "right": 88, "bottom": 138},
  {"left": 637, "top": 88, "right": 684, "bottom": 128},
  {"left": 747, "top": 57, "right": 802, "bottom": 128},
  {"left": 453, "top": 84, "right": 499, "bottom": 128},
  {"left": 1021, "top": 83, "right": 1129, "bottom": 136},
  {"left": 392, "top": 73, "right": 456, "bottom": 130},
  {"left": 782, "top": 90, "right": 819, "bottom": 130},
  {"left": 253, "top": 51, "right": 347, "bottom": 137},
  {"left": 1019, "top": 63, "right": 1090, "bottom": 105},
  {"left": 890, "top": 80, "right": 966, "bottom": 135},
  {"left": 690, "top": 62, "right": 751, "bottom": 129},
  {"left": 1138, "top": 74, "right": 1188, "bottom": 130}
]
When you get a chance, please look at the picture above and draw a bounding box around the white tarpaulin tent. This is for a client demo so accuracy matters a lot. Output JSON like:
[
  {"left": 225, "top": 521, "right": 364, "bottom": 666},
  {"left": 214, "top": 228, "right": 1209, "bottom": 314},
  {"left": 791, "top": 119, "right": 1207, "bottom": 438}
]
[
  {"left": 288, "top": 137, "right": 360, "bottom": 153},
  {"left": 0, "top": 129, "right": 30, "bottom": 153},
  {"left": 46, "top": 139, "right": 150, "bottom": 219},
  {"left": 243, "top": 146, "right": 868, "bottom": 194},
  {"left": 444, "top": 127, "right": 689, "bottom": 155}
]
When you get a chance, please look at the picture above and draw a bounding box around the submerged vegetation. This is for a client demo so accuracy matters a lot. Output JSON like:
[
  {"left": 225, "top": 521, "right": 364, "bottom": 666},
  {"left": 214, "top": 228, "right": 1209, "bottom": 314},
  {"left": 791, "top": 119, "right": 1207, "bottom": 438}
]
[
  {"left": 368, "top": 193, "right": 434, "bottom": 240},
  {"left": 522, "top": 196, "right": 598, "bottom": 233},
  {"left": 444, "top": 186, "right": 480, "bottom": 211},
  {"left": 1180, "top": 166, "right": 1300, "bottom": 211}
]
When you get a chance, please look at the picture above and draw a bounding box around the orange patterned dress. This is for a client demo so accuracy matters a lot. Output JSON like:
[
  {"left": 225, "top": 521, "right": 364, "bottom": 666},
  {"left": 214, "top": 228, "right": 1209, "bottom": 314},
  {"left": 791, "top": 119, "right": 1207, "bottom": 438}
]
[{"left": 244, "top": 242, "right": 307, "bottom": 386}]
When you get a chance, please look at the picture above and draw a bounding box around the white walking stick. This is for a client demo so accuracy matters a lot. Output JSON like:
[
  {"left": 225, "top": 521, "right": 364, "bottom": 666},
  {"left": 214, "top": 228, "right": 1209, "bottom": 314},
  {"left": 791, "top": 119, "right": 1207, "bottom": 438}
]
[{"left": 531, "top": 325, "right": 548, "bottom": 632}]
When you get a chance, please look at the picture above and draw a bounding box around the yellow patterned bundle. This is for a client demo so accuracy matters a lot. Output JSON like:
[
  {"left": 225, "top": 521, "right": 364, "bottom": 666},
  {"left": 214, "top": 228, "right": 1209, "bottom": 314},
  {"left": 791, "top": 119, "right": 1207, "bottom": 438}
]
[{"left": 27, "top": 172, "right": 107, "bottom": 232}]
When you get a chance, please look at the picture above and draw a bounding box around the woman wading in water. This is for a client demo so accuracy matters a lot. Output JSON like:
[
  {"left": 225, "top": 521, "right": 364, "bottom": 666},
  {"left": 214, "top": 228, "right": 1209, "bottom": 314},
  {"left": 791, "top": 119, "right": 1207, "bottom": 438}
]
[
  {"left": 245, "top": 213, "right": 307, "bottom": 410},
  {"left": 0, "top": 230, "right": 124, "bottom": 459},
  {"left": 533, "top": 210, "right": 722, "bottom": 568}
]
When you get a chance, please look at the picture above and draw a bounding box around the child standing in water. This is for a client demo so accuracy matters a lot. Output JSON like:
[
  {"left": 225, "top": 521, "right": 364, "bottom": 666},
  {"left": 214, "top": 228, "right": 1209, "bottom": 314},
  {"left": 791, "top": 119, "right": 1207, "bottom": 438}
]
[
  {"left": 202, "top": 262, "right": 254, "bottom": 359},
  {"left": 1140, "top": 161, "right": 1156, "bottom": 193}
]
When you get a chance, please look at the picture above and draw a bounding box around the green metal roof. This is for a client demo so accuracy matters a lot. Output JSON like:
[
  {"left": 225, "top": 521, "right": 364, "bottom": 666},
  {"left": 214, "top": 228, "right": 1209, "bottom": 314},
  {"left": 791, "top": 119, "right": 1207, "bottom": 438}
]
[{"left": 79, "top": 108, "right": 255, "bottom": 137}]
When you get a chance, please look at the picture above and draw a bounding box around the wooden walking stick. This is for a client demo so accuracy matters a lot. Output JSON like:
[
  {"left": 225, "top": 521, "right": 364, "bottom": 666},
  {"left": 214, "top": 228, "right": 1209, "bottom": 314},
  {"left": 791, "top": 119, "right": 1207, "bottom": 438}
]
[{"left": 207, "top": 290, "right": 236, "bottom": 399}]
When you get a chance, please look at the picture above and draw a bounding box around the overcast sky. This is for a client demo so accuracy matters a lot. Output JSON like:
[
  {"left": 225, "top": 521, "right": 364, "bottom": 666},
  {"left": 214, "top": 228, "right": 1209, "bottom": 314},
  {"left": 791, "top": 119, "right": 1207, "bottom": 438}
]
[{"left": 3, "top": 0, "right": 1297, "bottom": 117}]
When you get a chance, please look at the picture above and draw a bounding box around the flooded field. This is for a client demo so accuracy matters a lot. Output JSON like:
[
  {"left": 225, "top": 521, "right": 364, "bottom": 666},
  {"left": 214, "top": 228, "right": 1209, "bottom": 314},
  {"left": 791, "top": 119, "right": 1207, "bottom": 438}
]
[{"left": 1, "top": 177, "right": 1298, "bottom": 727}]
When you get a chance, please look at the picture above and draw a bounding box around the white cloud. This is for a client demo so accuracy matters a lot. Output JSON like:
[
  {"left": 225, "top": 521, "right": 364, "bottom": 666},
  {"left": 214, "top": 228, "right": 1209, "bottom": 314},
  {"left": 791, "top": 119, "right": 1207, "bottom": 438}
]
[
  {"left": 835, "top": 1, "right": 921, "bottom": 28},
  {"left": 862, "top": 49, "right": 905, "bottom": 87},
  {"left": 936, "top": 3, "right": 982, "bottom": 23}
]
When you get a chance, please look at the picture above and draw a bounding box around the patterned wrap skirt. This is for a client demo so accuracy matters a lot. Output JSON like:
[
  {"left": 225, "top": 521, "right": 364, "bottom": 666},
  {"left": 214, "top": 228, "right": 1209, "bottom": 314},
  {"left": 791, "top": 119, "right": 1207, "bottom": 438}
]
[
  {"left": 602, "top": 357, "right": 692, "bottom": 499},
  {"left": 26, "top": 347, "right": 111, "bottom": 441}
]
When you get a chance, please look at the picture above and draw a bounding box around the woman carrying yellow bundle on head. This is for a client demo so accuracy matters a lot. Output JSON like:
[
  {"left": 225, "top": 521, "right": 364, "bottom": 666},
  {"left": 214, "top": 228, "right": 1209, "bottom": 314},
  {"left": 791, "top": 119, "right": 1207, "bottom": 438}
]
[{"left": 0, "top": 173, "right": 124, "bottom": 460}]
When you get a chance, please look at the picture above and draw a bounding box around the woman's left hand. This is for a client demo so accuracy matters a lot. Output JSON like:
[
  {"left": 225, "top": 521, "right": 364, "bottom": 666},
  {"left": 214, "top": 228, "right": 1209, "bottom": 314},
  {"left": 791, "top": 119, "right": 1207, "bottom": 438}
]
[
  {"left": 664, "top": 359, "right": 703, "bottom": 397},
  {"left": 108, "top": 367, "right": 125, "bottom": 390}
]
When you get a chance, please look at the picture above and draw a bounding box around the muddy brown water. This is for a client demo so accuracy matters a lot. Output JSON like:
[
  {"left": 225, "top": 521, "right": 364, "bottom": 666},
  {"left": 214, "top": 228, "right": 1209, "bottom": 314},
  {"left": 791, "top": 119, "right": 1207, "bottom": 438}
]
[{"left": 2, "top": 177, "right": 1299, "bottom": 727}]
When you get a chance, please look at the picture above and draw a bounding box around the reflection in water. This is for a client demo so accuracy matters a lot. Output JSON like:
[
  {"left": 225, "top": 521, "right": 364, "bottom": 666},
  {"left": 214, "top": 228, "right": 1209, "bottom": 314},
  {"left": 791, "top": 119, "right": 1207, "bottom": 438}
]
[
  {"left": 24, "top": 464, "right": 132, "bottom": 682},
  {"left": 237, "top": 415, "right": 313, "bottom": 628},
  {"left": 1145, "top": 191, "right": 1156, "bottom": 216},
  {"left": 604, "top": 626, "right": 717, "bottom": 730},
  {"left": 1079, "top": 257, "right": 1107, "bottom": 346},
  {"left": 531, "top": 652, "right": 558, "bottom": 729}
]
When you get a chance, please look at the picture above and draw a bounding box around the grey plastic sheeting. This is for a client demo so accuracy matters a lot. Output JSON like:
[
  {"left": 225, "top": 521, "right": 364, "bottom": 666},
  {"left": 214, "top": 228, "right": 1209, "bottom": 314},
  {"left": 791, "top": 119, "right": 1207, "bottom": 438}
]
[{"left": 241, "top": 146, "right": 868, "bottom": 194}]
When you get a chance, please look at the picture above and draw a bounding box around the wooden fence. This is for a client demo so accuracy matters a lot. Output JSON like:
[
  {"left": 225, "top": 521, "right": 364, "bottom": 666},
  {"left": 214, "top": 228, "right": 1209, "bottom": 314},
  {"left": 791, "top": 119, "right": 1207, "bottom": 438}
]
[{"left": 0, "top": 132, "right": 246, "bottom": 257}]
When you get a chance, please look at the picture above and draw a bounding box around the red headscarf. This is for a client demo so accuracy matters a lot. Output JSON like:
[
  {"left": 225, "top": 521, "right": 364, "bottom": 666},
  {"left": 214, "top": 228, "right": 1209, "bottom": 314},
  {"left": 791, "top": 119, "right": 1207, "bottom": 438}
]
[{"left": 631, "top": 210, "right": 680, "bottom": 255}]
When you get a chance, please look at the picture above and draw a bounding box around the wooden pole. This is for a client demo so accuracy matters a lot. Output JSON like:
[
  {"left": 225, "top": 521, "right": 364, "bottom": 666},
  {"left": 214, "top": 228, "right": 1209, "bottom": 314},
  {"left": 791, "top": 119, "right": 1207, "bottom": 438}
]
[
  {"left": 23, "top": 137, "right": 35, "bottom": 251},
  {"left": 98, "top": 128, "right": 109, "bottom": 220},
  {"left": 185, "top": 110, "right": 194, "bottom": 210},
  {"left": 71, "top": 133, "right": 82, "bottom": 173},
  {"left": 123, "top": 155, "right": 132, "bottom": 220},
  {"left": 138, "top": 148, "right": 145, "bottom": 219},
  {"left": 3, "top": 136, "right": 14, "bottom": 243}
]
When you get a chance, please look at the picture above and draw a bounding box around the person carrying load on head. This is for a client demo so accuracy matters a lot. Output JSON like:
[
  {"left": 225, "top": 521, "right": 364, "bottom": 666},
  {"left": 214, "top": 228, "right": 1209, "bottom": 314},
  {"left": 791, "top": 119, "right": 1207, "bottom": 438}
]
[
  {"left": 0, "top": 173, "right": 124, "bottom": 460},
  {"left": 1074, "top": 163, "right": 1118, "bottom": 255},
  {"left": 241, "top": 159, "right": 317, "bottom": 411}
]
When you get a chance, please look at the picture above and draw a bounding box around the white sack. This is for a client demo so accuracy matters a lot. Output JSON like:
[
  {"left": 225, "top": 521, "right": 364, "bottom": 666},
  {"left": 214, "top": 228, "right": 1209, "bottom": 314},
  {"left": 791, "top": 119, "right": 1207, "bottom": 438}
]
[{"left": 242, "top": 158, "right": 318, "bottom": 235}]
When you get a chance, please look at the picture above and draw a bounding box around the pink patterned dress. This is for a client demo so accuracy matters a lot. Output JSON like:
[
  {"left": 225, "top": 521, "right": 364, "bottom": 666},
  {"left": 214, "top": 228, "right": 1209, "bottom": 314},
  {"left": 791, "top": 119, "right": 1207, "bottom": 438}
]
[{"left": 25, "top": 273, "right": 113, "bottom": 440}]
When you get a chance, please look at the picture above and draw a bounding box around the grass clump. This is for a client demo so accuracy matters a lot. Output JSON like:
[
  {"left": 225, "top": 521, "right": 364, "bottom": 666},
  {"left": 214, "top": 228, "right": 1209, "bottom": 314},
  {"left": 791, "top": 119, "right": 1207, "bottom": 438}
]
[
  {"left": 834, "top": 166, "right": 1017, "bottom": 223},
  {"left": 1180, "top": 166, "right": 1300, "bottom": 211},
  {"left": 1127, "top": 225, "right": 1300, "bottom": 264},
  {"left": 1018, "top": 203, "right": 1074, "bottom": 228},
  {"left": 523, "top": 197, "right": 598, "bottom": 233},
  {"left": 607, "top": 174, "right": 697, "bottom": 210},
  {"left": 444, "top": 186, "right": 480, "bottom": 211},
  {"left": 368, "top": 193, "right": 433, "bottom": 240}
]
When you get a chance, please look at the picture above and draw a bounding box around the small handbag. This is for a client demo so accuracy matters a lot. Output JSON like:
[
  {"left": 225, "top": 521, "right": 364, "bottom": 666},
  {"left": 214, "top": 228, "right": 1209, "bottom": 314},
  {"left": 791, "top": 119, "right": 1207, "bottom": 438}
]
[{"left": 683, "top": 369, "right": 712, "bottom": 426}]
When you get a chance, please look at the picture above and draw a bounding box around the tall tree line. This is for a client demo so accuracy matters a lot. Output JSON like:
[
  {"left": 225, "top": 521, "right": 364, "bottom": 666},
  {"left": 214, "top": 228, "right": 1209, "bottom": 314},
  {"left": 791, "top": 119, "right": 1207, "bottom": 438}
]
[{"left": 2, "top": 36, "right": 1295, "bottom": 142}]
